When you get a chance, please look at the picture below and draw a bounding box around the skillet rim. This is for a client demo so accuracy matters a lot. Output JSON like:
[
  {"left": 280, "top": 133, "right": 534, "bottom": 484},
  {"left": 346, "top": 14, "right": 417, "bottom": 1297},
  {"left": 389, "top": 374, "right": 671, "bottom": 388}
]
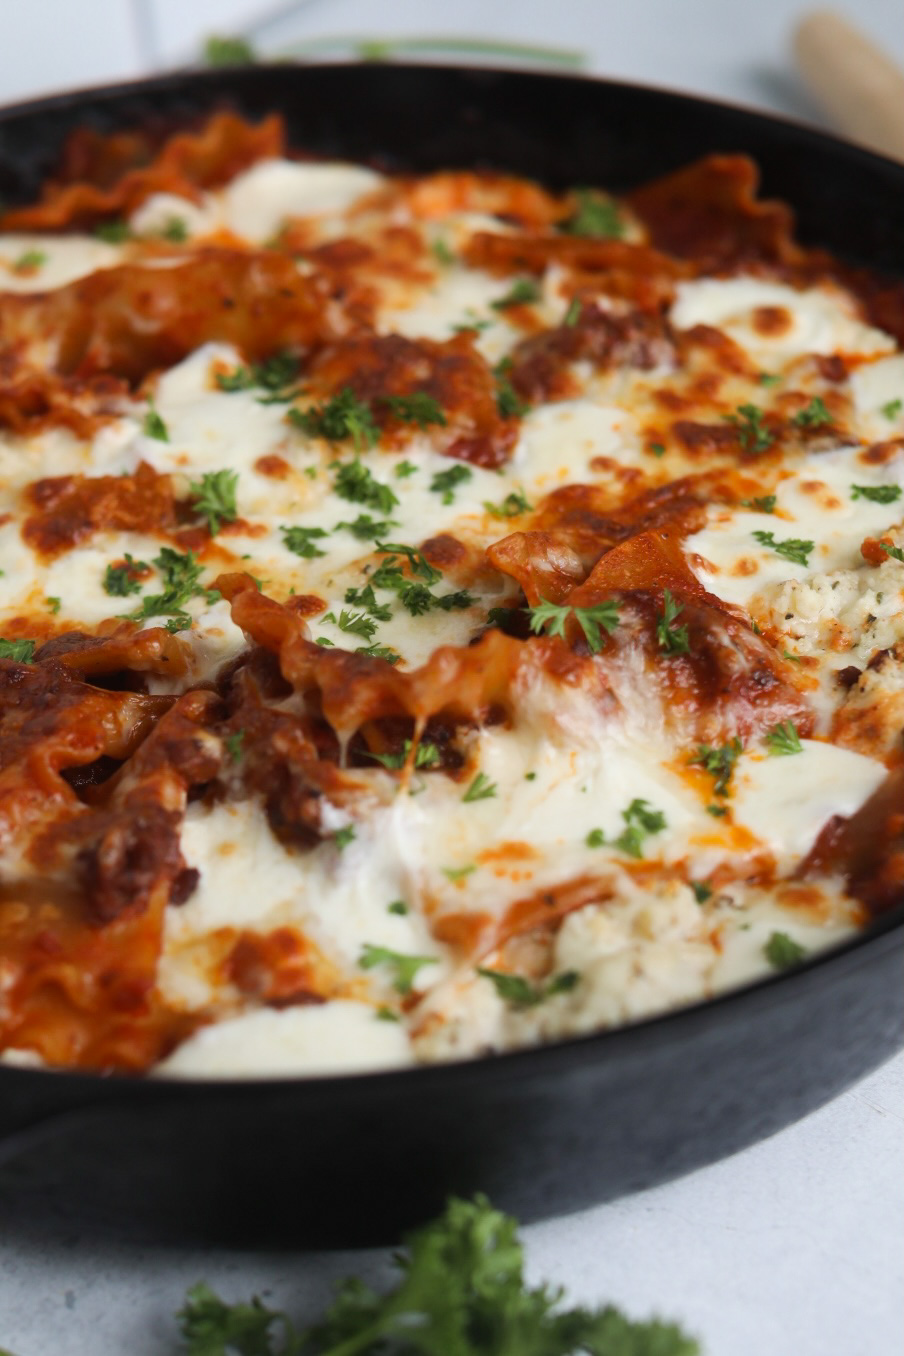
[{"left": 0, "top": 58, "right": 901, "bottom": 1101}]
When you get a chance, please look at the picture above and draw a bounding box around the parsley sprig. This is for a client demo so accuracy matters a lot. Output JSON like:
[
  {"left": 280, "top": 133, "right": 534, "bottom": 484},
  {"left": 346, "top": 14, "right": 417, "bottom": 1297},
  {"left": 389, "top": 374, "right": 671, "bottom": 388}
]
[
  {"left": 333, "top": 460, "right": 400, "bottom": 515},
  {"left": 369, "top": 543, "right": 474, "bottom": 616},
  {"left": 367, "top": 740, "right": 441, "bottom": 771},
  {"left": 189, "top": 468, "right": 239, "bottom": 536},
  {"left": 791, "top": 396, "right": 833, "bottom": 428},
  {"left": 103, "top": 553, "right": 149, "bottom": 597},
  {"left": 764, "top": 721, "right": 803, "bottom": 756},
  {"left": 478, "top": 968, "right": 578, "bottom": 1007},
  {"left": 462, "top": 771, "right": 498, "bottom": 802},
  {"left": 752, "top": 530, "right": 814, "bottom": 568},
  {"left": 851, "top": 484, "right": 901, "bottom": 504},
  {"left": 764, "top": 930, "right": 806, "bottom": 970},
  {"left": 178, "top": 1194, "right": 698, "bottom": 1356},
  {"left": 359, "top": 943, "right": 438, "bottom": 994},
  {"left": 587, "top": 799, "right": 667, "bottom": 859},
  {"left": 282, "top": 525, "right": 328, "bottom": 559},
  {"left": 430, "top": 463, "right": 472, "bottom": 504},
  {"left": 291, "top": 388, "right": 379, "bottom": 451},
  {"left": 562, "top": 188, "right": 624, "bottom": 239},
  {"left": 484, "top": 488, "right": 532, "bottom": 519},
  {"left": 216, "top": 351, "right": 301, "bottom": 400},
  {"left": 528, "top": 597, "right": 620, "bottom": 653},
  {"left": 721, "top": 403, "right": 774, "bottom": 454},
  {"left": 689, "top": 738, "right": 742, "bottom": 797},
  {"left": 126, "top": 547, "right": 205, "bottom": 627},
  {"left": 491, "top": 278, "right": 541, "bottom": 309},
  {"left": 0, "top": 637, "right": 36, "bottom": 663},
  {"left": 656, "top": 590, "right": 690, "bottom": 654},
  {"left": 382, "top": 392, "right": 447, "bottom": 428}
]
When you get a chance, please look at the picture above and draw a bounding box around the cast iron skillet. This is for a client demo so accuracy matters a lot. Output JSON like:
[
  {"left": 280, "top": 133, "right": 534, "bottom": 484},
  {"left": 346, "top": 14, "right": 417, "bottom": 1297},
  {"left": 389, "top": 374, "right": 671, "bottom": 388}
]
[{"left": 0, "top": 63, "right": 902, "bottom": 1247}]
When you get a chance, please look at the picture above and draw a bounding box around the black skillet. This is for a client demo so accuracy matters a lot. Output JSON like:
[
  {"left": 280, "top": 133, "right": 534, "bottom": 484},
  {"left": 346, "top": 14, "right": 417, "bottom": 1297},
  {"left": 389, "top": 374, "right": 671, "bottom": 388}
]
[{"left": 0, "top": 63, "right": 902, "bottom": 1247}]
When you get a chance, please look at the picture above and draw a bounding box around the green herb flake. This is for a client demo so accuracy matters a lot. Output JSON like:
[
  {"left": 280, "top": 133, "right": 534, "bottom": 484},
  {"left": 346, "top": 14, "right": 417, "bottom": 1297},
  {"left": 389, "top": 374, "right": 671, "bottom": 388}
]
[
  {"left": 880, "top": 398, "right": 902, "bottom": 420},
  {"left": 322, "top": 609, "right": 378, "bottom": 642},
  {"left": 442, "top": 864, "right": 476, "bottom": 882},
  {"left": 656, "top": 588, "right": 690, "bottom": 654},
  {"left": 332, "top": 458, "right": 399, "bottom": 514},
  {"left": 752, "top": 529, "right": 814, "bottom": 568},
  {"left": 765, "top": 930, "right": 807, "bottom": 970},
  {"left": 491, "top": 278, "right": 541, "bottom": 310},
  {"left": 45, "top": 596, "right": 61, "bottom": 615},
  {"left": 586, "top": 828, "right": 605, "bottom": 848},
  {"left": 462, "top": 771, "right": 498, "bottom": 803},
  {"left": 851, "top": 483, "right": 901, "bottom": 504},
  {"left": 333, "top": 824, "right": 356, "bottom": 850},
  {"left": 93, "top": 219, "right": 132, "bottom": 243},
  {"left": 528, "top": 597, "right": 620, "bottom": 654},
  {"left": 650, "top": 442, "right": 666, "bottom": 458},
  {"left": 478, "top": 968, "right": 579, "bottom": 1008},
  {"left": 291, "top": 388, "right": 379, "bottom": 451},
  {"left": 12, "top": 248, "right": 46, "bottom": 272},
  {"left": 880, "top": 541, "right": 904, "bottom": 563},
  {"left": 611, "top": 798, "right": 667, "bottom": 859},
  {"left": 563, "top": 188, "right": 624, "bottom": 238},
  {"left": 281, "top": 524, "right": 328, "bottom": 558},
  {"left": 142, "top": 399, "right": 169, "bottom": 442},
  {"left": 689, "top": 738, "right": 743, "bottom": 797},
  {"left": 722, "top": 403, "right": 775, "bottom": 454},
  {"left": 382, "top": 391, "right": 447, "bottom": 429},
  {"left": 563, "top": 297, "right": 582, "bottom": 327},
  {"left": 791, "top": 396, "right": 833, "bottom": 428},
  {"left": 430, "top": 463, "right": 472, "bottom": 505},
  {"left": 431, "top": 237, "right": 455, "bottom": 265},
  {"left": 160, "top": 216, "right": 188, "bottom": 242},
  {"left": 496, "top": 375, "right": 530, "bottom": 419},
  {"left": 764, "top": 720, "right": 803, "bottom": 756},
  {"left": 335, "top": 513, "right": 399, "bottom": 540},
  {"left": 368, "top": 740, "right": 440, "bottom": 771},
  {"left": 741, "top": 494, "right": 776, "bottom": 513},
  {"left": 224, "top": 730, "right": 245, "bottom": 763},
  {"left": 103, "top": 553, "right": 149, "bottom": 597},
  {"left": 394, "top": 459, "right": 418, "bottom": 478},
  {"left": 359, "top": 943, "right": 437, "bottom": 994},
  {"left": 388, "top": 900, "right": 408, "bottom": 915},
  {"left": 375, "top": 1005, "right": 400, "bottom": 1022},
  {"left": 0, "top": 637, "right": 36, "bottom": 663},
  {"left": 691, "top": 881, "right": 713, "bottom": 904},
  {"left": 758, "top": 371, "right": 782, "bottom": 387},
  {"left": 483, "top": 488, "right": 532, "bottom": 518},
  {"left": 126, "top": 546, "right": 204, "bottom": 625},
  {"left": 189, "top": 468, "right": 239, "bottom": 536}
]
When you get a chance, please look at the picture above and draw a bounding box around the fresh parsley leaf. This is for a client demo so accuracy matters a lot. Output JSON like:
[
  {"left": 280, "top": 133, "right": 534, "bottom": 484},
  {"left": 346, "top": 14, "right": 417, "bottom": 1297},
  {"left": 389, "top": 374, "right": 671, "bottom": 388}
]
[
  {"left": 12, "top": 248, "right": 46, "bottom": 272},
  {"left": 528, "top": 598, "right": 620, "bottom": 654},
  {"left": 127, "top": 547, "right": 204, "bottom": 624},
  {"left": 333, "top": 825, "right": 356, "bottom": 850},
  {"left": 431, "top": 237, "right": 455, "bottom": 265},
  {"left": 142, "top": 398, "right": 169, "bottom": 442},
  {"left": 881, "top": 398, "right": 902, "bottom": 420},
  {"left": 368, "top": 740, "right": 441, "bottom": 770},
  {"left": 443, "top": 864, "right": 476, "bottom": 882},
  {"left": 93, "top": 219, "right": 132, "bottom": 243},
  {"left": 656, "top": 589, "right": 690, "bottom": 654},
  {"left": 160, "top": 216, "right": 188, "bottom": 242},
  {"left": 189, "top": 468, "right": 239, "bottom": 536},
  {"left": 586, "top": 828, "right": 605, "bottom": 848},
  {"left": 103, "top": 553, "right": 148, "bottom": 597},
  {"left": 359, "top": 943, "right": 438, "bottom": 994},
  {"left": 612, "top": 798, "right": 667, "bottom": 859},
  {"left": 764, "top": 721, "right": 803, "bottom": 756},
  {"left": 689, "top": 738, "right": 743, "bottom": 797},
  {"left": 491, "top": 278, "right": 541, "bottom": 309},
  {"left": 343, "top": 583, "right": 393, "bottom": 620},
  {"left": 792, "top": 396, "right": 833, "bottom": 428},
  {"left": 478, "top": 968, "right": 579, "bottom": 1007},
  {"left": 563, "top": 188, "right": 624, "bottom": 238},
  {"left": 484, "top": 488, "right": 532, "bottom": 518},
  {"left": 335, "top": 513, "right": 399, "bottom": 540},
  {"left": 388, "top": 900, "right": 408, "bottom": 915},
  {"left": 45, "top": 596, "right": 61, "bottom": 614},
  {"left": 462, "top": 771, "right": 498, "bottom": 802},
  {"left": 291, "top": 388, "right": 379, "bottom": 451},
  {"left": 178, "top": 1281, "right": 293, "bottom": 1355},
  {"left": 496, "top": 375, "right": 530, "bottom": 419},
  {"left": 758, "top": 371, "right": 782, "bottom": 387},
  {"left": 224, "top": 731, "right": 245, "bottom": 763},
  {"left": 281, "top": 524, "right": 328, "bottom": 558},
  {"left": 850, "top": 484, "right": 901, "bottom": 504},
  {"left": 0, "top": 637, "right": 35, "bottom": 663},
  {"left": 765, "top": 930, "right": 806, "bottom": 970},
  {"left": 356, "top": 643, "right": 401, "bottom": 663},
  {"left": 373, "top": 541, "right": 443, "bottom": 585},
  {"left": 382, "top": 392, "right": 447, "bottom": 428},
  {"left": 332, "top": 460, "right": 399, "bottom": 514},
  {"left": 394, "top": 459, "right": 418, "bottom": 478},
  {"left": 650, "top": 442, "right": 666, "bottom": 458},
  {"left": 880, "top": 541, "right": 904, "bottom": 563},
  {"left": 563, "top": 297, "right": 582, "bottom": 327},
  {"left": 722, "top": 403, "right": 774, "bottom": 454},
  {"left": 752, "top": 529, "right": 814, "bottom": 568},
  {"left": 430, "top": 463, "right": 472, "bottom": 504},
  {"left": 216, "top": 351, "right": 301, "bottom": 399},
  {"left": 691, "top": 881, "right": 713, "bottom": 904},
  {"left": 322, "top": 609, "right": 378, "bottom": 641},
  {"left": 741, "top": 494, "right": 776, "bottom": 513}
]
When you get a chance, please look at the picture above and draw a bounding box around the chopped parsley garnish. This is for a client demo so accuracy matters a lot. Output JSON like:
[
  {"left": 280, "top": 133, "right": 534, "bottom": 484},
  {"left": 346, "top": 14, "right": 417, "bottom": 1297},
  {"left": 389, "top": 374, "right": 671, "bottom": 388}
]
[
  {"left": 615, "top": 798, "right": 667, "bottom": 858},
  {"left": 376, "top": 1005, "right": 400, "bottom": 1022},
  {"left": 176, "top": 1194, "right": 697, "bottom": 1356},
  {"left": 478, "top": 968, "right": 579, "bottom": 1007},
  {"left": 527, "top": 597, "right": 620, "bottom": 654},
  {"left": 764, "top": 930, "right": 807, "bottom": 970},
  {"left": 45, "top": 596, "right": 61, "bottom": 614},
  {"left": 563, "top": 297, "right": 582, "bottom": 327},
  {"left": 333, "top": 825, "right": 356, "bottom": 850},
  {"left": 0, "top": 637, "right": 36, "bottom": 663},
  {"left": 343, "top": 583, "right": 393, "bottom": 620},
  {"left": 791, "top": 396, "right": 833, "bottom": 428},
  {"left": 691, "top": 881, "right": 713, "bottom": 904},
  {"left": 689, "top": 738, "right": 742, "bottom": 796},
  {"left": 484, "top": 488, "right": 532, "bottom": 518},
  {"left": 430, "top": 463, "right": 473, "bottom": 504},
  {"left": 93, "top": 219, "right": 132, "bottom": 243},
  {"left": 103, "top": 553, "right": 148, "bottom": 597},
  {"left": 374, "top": 542, "right": 443, "bottom": 585},
  {"left": 656, "top": 589, "right": 690, "bottom": 654},
  {"left": 388, "top": 899, "right": 408, "bottom": 915},
  {"left": 382, "top": 391, "right": 447, "bottom": 429},
  {"left": 189, "top": 468, "right": 239, "bottom": 536},
  {"left": 752, "top": 529, "right": 814, "bottom": 568},
  {"left": 281, "top": 524, "right": 328, "bottom": 558},
  {"left": 291, "top": 388, "right": 379, "bottom": 451},
  {"left": 394, "top": 459, "right": 418, "bottom": 478},
  {"left": 431, "top": 237, "right": 455, "bottom": 265},
  {"left": 462, "top": 771, "right": 497, "bottom": 802},
  {"left": 851, "top": 483, "right": 901, "bottom": 504},
  {"left": 496, "top": 375, "right": 530, "bottom": 419},
  {"left": 127, "top": 547, "right": 205, "bottom": 625},
  {"left": 216, "top": 351, "right": 301, "bottom": 400},
  {"left": 359, "top": 943, "right": 438, "bottom": 994},
  {"left": 650, "top": 442, "right": 666, "bottom": 458},
  {"left": 224, "top": 730, "right": 245, "bottom": 763},
  {"left": 722, "top": 403, "right": 774, "bottom": 454},
  {"left": 322, "top": 609, "right": 379, "bottom": 641},
  {"left": 160, "top": 216, "right": 188, "bottom": 242},
  {"left": 881, "top": 398, "right": 902, "bottom": 420},
  {"left": 764, "top": 721, "right": 803, "bottom": 756},
  {"left": 368, "top": 740, "right": 440, "bottom": 770},
  {"left": 880, "top": 541, "right": 904, "bottom": 563},
  {"left": 142, "top": 399, "right": 169, "bottom": 442},
  {"left": 443, "top": 864, "right": 476, "bottom": 882},
  {"left": 12, "top": 248, "right": 46, "bottom": 272},
  {"left": 783, "top": 649, "right": 802, "bottom": 663},
  {"left": 758, "top": 371, "right": 782, "bottom": 386},
  {"left": 741, "top": 494, "right": 776, "bottom": 513},
  {"left": 332, "top": 459, "right": 400, "bottom": 514},
  {"left": 491, "top": 278, "right": 541, "bottom": 310},
  {"left": 356, "top": 642, "right": 401, "bottom": 663},
  {"left": 586, "top": 828, "right": 605, "bottom": 848},
  {"left": 562, "top": 188, "right": 624, "bottom": 238},
  {"left": 335, "top": 513, "right": 399, "bottom": 540},
  {"left": 368, "top": 542, "right": 473, "bottom": 615}
]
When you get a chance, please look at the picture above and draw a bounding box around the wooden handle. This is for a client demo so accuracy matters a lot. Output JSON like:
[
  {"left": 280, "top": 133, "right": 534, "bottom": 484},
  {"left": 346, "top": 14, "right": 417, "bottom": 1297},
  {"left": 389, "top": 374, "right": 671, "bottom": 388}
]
[{"left": 793, "top": 10, "right": 904, "bottom": 161}]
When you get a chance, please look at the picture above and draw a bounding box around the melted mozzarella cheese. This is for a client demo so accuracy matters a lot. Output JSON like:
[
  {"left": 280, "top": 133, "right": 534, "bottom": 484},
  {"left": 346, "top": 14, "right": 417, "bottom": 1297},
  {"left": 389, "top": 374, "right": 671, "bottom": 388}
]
[
  {"left": 155, "top": 1001, "right": 414, "bottom": 1078},
  {"left": 220, "top": 160, "right": 385, "bottom": 243},
  {"left": 671, "top": 277, "right": 895, "bottom": 361},
  {"left": 0, "top": 233, "right": 121, "bottom": 291}
]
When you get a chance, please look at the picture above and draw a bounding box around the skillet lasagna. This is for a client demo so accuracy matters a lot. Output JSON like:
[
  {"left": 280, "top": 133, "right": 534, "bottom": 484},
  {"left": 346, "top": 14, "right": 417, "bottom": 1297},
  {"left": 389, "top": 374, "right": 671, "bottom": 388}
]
[{"left": 0, "top": 112, "right": 901, "bottom": 1077}]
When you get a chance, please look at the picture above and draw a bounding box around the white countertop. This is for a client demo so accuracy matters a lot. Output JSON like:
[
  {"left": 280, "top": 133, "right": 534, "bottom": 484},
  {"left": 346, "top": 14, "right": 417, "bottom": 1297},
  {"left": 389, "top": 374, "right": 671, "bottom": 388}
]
[{"left": 0, "top": 2, "right": 902, "bottom": 1352}]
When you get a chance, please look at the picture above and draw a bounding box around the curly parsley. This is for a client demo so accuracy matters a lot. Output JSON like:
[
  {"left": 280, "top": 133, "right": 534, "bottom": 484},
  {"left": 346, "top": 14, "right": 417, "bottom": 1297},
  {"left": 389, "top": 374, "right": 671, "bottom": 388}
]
[
  {"left": 527, "top": 597, "right": 620, "bottom": 654},
  {"left": 189, "top": 468, "right": 239, "bottom": 536}
]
